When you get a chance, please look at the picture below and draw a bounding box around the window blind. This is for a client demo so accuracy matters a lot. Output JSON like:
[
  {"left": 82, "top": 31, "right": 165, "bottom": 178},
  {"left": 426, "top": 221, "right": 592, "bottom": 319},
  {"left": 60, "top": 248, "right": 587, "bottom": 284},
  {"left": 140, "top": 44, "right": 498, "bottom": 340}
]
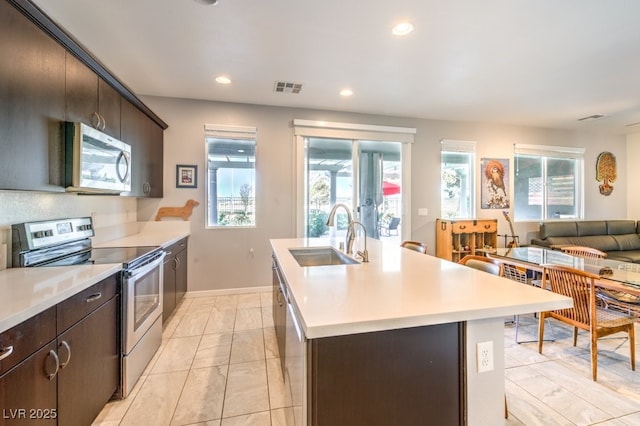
[
  {"left": 204, "top": 123, "right": 257, "bottom": 140},
  {"left": 514, "top": 144, "right": 584, "bottom": 159},
  {"left": 441, "top": 139, "right": 476, "bottom": 153}
]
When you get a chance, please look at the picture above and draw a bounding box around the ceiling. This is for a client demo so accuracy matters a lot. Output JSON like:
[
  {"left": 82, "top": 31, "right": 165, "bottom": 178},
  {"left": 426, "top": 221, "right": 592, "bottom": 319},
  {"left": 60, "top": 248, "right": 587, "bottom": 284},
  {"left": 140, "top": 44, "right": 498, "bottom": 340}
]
[{"left": 31, "top": 0, "right": 640, "bottom": 134}]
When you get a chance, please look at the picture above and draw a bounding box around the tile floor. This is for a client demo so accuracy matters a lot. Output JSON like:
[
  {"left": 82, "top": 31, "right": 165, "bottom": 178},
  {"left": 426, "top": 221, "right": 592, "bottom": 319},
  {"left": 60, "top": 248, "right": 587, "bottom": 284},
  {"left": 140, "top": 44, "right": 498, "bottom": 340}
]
[{"left": 92, "top": 292, "right": 640, "bottom": 425}]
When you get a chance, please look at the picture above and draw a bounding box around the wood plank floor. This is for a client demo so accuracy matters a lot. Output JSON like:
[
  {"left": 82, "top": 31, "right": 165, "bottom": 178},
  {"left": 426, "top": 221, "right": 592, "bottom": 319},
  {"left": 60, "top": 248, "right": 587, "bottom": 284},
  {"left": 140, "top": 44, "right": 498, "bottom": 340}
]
[{"left": 93, "top": 293, "right": 640, "bottom": 425}]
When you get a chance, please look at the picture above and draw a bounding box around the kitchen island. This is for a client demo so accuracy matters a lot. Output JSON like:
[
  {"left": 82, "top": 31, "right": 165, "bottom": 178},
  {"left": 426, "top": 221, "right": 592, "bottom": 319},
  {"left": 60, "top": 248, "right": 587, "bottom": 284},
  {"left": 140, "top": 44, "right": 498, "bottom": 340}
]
[{"left": 271, "top": 237, "right": 572, "bottom": 426}]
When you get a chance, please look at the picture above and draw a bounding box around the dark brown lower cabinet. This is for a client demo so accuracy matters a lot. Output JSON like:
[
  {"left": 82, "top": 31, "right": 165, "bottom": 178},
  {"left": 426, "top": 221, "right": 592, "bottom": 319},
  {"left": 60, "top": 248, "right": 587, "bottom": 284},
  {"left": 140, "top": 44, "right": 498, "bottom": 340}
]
[
  {"left": 0, "top": 274, "right": 120, "bottom": 426},
  {"left": 163, "top": 238, "right": 189, "bottom": 322},
  {"left": 57, "top": 296, "right": 119, "bottom": 426},
  {"left": 308, "top": 323, "right": 464, "bottom": 426},
  {"left": 0, "top": 341, "right": 58, "bottom": 425}
]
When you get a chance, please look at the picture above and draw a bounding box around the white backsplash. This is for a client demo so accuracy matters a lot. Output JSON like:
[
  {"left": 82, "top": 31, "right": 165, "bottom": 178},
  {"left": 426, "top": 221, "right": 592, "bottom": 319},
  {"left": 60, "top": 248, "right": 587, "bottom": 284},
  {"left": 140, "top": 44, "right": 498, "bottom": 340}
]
[{"left": 0, "top": 190, "right": 137, "bottom": 267}]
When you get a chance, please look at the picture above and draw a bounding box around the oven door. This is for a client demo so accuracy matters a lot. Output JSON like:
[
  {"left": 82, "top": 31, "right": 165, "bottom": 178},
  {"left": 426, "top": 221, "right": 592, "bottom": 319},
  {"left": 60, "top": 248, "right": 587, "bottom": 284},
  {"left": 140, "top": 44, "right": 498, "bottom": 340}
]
[{"left": 123, "top": 253, "right": 164, "bottom": 354}]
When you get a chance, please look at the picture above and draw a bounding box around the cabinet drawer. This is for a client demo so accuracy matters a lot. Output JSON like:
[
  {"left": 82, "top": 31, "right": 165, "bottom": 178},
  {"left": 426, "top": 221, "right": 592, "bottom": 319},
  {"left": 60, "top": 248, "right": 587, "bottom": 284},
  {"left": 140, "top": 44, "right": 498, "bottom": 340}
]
[
  {"left": 476, "top": 221, "right": 497, "bottom": 233},
  {"left": 0, "top": 307, "right": 56, "bottom": 375},
  {"left": 166, "top": 238, "right": 187, "bottom": 256},
  {"left": 57, "top": 273, "right": 117, "bottom": 334},
  {"left": 451, "top": 222, "right": 473, "bottom": 233}
]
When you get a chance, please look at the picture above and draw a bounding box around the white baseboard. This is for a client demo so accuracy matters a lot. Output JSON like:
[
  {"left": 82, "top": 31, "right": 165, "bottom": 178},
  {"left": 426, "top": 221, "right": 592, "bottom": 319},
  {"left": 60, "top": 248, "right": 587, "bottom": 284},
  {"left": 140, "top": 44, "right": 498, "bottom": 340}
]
[{"left": 184, "top": 285, "right": 271, "bottom": 298}]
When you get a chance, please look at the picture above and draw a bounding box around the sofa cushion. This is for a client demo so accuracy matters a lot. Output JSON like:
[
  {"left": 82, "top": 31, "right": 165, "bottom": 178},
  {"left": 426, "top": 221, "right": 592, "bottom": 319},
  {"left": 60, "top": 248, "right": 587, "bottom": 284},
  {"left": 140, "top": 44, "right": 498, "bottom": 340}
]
[
  {"left": 607, "top": 220, "right": 637, "bottom": 235},
  {"left": 539, "top": 222, "right": 577, "bottom": 239},
  {"left": 607, "top": 251, "right": 640, "bottom": 263},
  {"left": 544, "top": 235, "right": 620, "bottom": 252},
  {"left": 576, "top": 221, "right": 607, "bottom": 236},
  {"left": 612, "top": 233, "right": 640, "bottom": 250}
]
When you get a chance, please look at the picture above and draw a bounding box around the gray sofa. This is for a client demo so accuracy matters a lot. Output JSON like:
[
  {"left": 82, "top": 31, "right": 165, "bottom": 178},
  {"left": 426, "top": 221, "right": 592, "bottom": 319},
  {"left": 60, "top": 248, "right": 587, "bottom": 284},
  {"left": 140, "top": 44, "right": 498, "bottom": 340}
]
[{"left": 530, "top": 220, "right": 640, "bottom": 263}]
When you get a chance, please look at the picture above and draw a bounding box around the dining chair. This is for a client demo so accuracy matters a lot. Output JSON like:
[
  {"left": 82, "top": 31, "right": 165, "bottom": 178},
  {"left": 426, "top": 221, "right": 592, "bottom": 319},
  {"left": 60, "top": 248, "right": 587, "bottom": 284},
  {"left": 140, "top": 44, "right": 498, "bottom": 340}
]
[
  {"left": 400, "top": 240, "right": 427, "bottom": 254},
  {"left": 559, "top": 246, "right": 607, "bottom": 260},
  {"left": 538, "top": 263, "right": 636, "bottom": 381},
  {"left": 458, "top": 254, "right": 503, "bottom": 276}
]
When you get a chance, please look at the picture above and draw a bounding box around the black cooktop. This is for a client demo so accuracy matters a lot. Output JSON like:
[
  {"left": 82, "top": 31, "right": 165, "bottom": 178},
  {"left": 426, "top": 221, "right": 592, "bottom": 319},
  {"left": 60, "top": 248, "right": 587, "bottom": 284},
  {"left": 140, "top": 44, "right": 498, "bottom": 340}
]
[{"left": 44, "top": 246, "right": 161, "bottom": 268}]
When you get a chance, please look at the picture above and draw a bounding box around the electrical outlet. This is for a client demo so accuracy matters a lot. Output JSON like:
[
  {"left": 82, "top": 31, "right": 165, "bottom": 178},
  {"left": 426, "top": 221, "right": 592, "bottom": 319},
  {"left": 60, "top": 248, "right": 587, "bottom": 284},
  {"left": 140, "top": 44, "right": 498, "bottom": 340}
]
[{"left": 476, "top": 341, "right": 494, "bottom": 373}]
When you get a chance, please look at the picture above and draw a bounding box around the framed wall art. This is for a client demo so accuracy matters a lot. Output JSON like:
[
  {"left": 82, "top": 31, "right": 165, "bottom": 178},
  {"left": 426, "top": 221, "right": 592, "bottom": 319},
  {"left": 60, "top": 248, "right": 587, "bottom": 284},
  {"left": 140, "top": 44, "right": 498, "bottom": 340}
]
[
  {"left": 176, "top": 164, "right": 198, "bottom": 188},
  {"left": 481, "top": 158, "right": 510, "bottom": 209}
]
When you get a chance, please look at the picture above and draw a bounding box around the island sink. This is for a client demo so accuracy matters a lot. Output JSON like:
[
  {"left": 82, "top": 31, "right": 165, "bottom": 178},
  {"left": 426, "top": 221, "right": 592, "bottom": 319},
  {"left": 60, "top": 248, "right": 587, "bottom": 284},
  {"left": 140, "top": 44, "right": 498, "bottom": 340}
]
[{"left": 288, "top": 246, "right": 359, "bottom": 267}]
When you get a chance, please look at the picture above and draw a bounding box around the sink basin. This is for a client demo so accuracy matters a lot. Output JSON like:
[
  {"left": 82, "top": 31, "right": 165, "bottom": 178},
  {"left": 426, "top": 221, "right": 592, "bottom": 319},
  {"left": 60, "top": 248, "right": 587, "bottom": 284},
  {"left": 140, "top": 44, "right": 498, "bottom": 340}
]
[{"left": 288, "top": 247, "right": 360, "bottom": 267}]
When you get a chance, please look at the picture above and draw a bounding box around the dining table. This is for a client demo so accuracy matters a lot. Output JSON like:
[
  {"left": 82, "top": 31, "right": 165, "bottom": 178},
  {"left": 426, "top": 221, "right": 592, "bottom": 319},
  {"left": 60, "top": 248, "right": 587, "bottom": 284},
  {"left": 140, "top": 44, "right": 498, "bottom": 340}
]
[{"left": 489, "top": 246, "right": 640, "bottom": 299}]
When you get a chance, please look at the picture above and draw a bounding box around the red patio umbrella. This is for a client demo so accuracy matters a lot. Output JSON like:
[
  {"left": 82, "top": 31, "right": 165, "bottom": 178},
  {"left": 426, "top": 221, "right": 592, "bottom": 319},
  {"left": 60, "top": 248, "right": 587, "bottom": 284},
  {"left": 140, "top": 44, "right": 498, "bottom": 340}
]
[{"left": 382, "top": 180, "right": 401, "bottom": 196}]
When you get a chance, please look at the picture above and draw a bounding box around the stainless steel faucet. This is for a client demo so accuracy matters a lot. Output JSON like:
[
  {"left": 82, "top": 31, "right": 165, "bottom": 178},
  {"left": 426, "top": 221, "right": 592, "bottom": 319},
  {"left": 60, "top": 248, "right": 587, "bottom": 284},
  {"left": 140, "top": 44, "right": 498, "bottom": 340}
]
[
  {"left": 326, "top": 203, "right": 355, "bottom": 255},
  {"left": 350, "top": 221, "right": 369, "bottom": 262}
]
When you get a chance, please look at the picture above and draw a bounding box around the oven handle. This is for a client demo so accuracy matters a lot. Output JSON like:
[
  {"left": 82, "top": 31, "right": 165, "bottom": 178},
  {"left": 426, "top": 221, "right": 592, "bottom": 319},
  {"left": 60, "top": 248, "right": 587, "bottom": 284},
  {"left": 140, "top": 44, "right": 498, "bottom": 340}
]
[{"left": 124, "top": 252, "right": 165, "bottom": 279}]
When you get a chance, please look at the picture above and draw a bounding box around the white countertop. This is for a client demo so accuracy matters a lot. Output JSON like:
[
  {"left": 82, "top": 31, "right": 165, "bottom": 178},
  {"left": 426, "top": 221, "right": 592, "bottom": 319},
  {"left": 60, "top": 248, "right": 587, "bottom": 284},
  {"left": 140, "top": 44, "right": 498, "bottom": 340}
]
[
  {"left": 1, "top": 221, "right": 190, "bottom": 334},
  {"left": 0, "top": 264, "right": 122, "bottom": 333},
  {"left": 270, "top": 237, "right": 573, "bottom": 339},
  {"left": 93, "top": 221, "right": 190, "bottom": 248}
]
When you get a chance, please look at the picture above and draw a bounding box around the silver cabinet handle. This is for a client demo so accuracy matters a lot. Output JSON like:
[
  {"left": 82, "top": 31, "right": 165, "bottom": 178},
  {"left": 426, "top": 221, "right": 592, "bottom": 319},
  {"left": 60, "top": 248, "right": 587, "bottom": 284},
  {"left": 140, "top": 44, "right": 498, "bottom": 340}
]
[
  {"left": 100, "top": 114, "right": 106, "bottom": 131},
  {"left": 45, "top": 349, "right": 60, "bottom": 380},
  {"left": 276, "top": 288, "right": 283, "bottom": 307},
  {"left": 85, "top": 292, "right": 102, "bottom": 303},
  {"left": 0, "top": 345, "right": 13, "bottom": 361},
  {"left": 58, "top": 341, "right": 71, "bottom": 369},
  {"left": 91, "top": 111, "right": 101, "bottom": 128}
]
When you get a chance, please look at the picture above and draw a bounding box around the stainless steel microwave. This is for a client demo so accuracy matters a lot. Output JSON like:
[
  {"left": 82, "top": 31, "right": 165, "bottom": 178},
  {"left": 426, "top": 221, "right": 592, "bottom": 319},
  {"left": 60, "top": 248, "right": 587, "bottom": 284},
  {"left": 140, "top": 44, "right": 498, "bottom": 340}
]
[{"left": 64, "top": 122, "right": 131, "bottom": 193}]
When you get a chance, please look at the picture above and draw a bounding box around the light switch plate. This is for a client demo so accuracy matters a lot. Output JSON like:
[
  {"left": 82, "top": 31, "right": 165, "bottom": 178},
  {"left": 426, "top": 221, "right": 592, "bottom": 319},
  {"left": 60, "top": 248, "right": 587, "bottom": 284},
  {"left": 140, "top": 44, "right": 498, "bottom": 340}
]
[{"left": 418, "top": 208, "right": 429, "bottom": 216}]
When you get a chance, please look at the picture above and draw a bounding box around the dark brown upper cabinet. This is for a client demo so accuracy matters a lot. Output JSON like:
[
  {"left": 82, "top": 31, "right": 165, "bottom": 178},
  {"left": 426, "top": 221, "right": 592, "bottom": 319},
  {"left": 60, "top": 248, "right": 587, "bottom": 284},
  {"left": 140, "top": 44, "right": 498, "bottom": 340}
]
[
  {"left": 0, "top": 0, "right": 66, "bottom": 192},
  {"left": 121, "top": 99, "right": 164, "bottom": 197},
  {"left": 65, "top": 53, "right": 121, "bottom": 139}
]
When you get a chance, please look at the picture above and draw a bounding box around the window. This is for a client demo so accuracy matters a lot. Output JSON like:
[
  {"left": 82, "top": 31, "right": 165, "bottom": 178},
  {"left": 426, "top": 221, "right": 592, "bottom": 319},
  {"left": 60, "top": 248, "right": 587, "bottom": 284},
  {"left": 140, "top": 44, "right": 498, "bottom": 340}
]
[
  {"left": 513, "top": 144, "right": 584, "bottom": 221},
  {"left": 205, "top": 124, "right": 257, "bottom": 227},
  {"left": 293, "top": 119, "right": 415, "bottom": 240},
  {"left": 441, "top": 140, "right": 476, "bottom": 219}
]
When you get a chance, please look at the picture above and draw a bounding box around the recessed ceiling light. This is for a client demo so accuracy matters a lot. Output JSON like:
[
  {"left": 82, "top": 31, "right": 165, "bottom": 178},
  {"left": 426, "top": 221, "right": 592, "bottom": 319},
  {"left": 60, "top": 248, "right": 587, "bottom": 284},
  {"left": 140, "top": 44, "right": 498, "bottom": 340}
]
[
  {"left": 194, "top": 0, "right": 219, "bottom": 5},
  {"left": 392, "top": 22, "right": 414, "bottom": 36},
  {"left": 340, "top": 88, "right": 353, "bottom": 97},
  {"left": 215, "top": 75, "right": 231, "bottom": 85}
]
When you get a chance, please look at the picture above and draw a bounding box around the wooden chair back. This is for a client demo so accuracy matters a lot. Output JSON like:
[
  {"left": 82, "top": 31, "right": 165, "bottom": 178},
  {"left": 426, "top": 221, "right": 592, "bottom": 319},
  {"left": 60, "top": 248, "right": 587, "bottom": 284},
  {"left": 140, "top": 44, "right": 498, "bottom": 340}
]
[
  {"left": 400, "top": 240, "right": 427, "bottom": 254},
  {"left": 559, "top": 246, "right": 607, "bottom": 260},
  {"left": 458, "top": 255, "right": 503, "bottom": 276}
]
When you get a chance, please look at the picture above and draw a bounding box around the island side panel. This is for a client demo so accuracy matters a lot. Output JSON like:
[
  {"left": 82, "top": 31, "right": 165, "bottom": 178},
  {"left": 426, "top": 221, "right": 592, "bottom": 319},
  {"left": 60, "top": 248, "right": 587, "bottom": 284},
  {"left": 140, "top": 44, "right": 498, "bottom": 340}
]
[
  {"left": 307, "top": 322, "right": 464, "bottom": 426},
  {"left": 466, "top": 317, "right": 506, "bottom": 425}
]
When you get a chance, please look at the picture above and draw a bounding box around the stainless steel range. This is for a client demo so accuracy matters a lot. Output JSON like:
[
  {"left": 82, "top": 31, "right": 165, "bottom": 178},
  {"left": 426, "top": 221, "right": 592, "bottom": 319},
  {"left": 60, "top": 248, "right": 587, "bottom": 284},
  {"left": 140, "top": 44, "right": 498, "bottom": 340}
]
[{"left": 11, "top": 217, "right": 164, "bottom": 399}]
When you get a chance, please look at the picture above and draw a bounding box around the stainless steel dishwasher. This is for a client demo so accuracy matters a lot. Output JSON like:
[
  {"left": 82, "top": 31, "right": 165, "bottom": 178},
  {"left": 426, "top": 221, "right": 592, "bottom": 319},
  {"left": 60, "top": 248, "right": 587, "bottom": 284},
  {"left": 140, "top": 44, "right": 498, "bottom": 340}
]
[{"left": 284, "top": 284, "right": 306, "bottom": 426}]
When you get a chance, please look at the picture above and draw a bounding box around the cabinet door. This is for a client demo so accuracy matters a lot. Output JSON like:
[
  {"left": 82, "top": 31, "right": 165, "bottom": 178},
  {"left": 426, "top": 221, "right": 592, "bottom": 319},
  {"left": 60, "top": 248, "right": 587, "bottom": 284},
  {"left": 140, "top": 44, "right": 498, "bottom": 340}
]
[
  {"left": 0, "top": 341, "right": 58, "bottom": 426},
  {"left": 163, "top": 254, "right": 177, "bottom": 323},
  {"left": 65, "top": 53, "right": 121, "bottom": 139},
  {"left": 0, "top": 0, "right": 65, "bottom": 192},
  {"left": 175, "top": 245, "right": 188, "bottom": 304},
  {"left": 65, "top": 52, "right": 98, "bottom": 127},
  {"left": 98, "top": 78, "right": 121, "bottom": 138},
  {"left": 121, "top": 99, "right": 164, "bottom": 197},
  {"left": 57, "top": 296, "right": 119, "bottom": 426}
]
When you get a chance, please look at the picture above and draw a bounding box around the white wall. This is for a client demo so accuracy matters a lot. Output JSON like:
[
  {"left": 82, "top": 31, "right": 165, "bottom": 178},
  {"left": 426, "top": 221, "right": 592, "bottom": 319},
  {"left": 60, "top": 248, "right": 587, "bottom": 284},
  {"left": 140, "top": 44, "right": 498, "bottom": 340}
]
[
  {"left": 627, "top": 132, "right": 640, "bottom": 220},
  {"left": 138, "top": 95, "right": 628, "bottom": 292}
]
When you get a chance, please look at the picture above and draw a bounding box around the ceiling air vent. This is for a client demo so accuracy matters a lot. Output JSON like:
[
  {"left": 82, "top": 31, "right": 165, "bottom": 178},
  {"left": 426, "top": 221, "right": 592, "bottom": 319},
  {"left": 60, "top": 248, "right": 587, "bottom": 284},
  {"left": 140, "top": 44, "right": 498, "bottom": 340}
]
[{"left": 274, "top": 81, "right": 302, "bottom": 94}]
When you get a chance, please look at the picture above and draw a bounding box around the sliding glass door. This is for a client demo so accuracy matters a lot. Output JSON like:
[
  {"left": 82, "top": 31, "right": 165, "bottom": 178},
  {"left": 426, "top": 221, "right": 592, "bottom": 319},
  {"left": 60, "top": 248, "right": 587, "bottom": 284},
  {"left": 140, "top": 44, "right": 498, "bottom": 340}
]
[{"left": 303, "top": 137, "right": 403, "bottom": 243}]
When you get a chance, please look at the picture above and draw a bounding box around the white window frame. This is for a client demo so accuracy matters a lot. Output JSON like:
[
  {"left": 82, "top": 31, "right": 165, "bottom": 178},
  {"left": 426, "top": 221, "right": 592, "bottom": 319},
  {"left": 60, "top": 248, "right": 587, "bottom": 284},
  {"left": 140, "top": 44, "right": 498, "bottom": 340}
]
[
  {"left": 293, "top": 119, "right": 415, "bottom": 240},
  {"left": 440, "top": 139, "right": 476, "bottom": 219},
  {"left": 204, "top": 123, "right": 258, "bottom": 229},
  {"left": 513, "top": 144, "right": 585, "bottom": 221}
]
